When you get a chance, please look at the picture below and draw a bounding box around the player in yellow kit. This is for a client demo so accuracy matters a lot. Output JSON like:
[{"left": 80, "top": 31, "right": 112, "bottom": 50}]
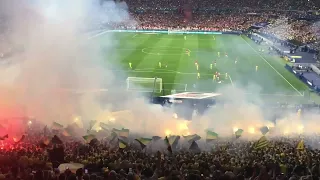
[
  {"left": 129, "top": 62, "right": 132, "bottom": 69},
  {"left": 210, "top": 63, "right": 213, "bottom": 70},
  {"left": 196, "top": 63, "right": 199, "bottom": 71},
  {"left": 159, "top": 62, "right": 162, "bottom": 68},
  {"left": 197, "top": 72, "right": 200, "bottom": 79},
  {"left": 186, "top": 50, "right": 190, "bottom": 57},
  {"left": 256, "top": 65, "right": 258, "bottom": 72},
  {"left": 213, "top": 74, "right": 216, "bottom": 81},
  {"left": 218, "top": 51, "right": 220, "bottom": 57}
]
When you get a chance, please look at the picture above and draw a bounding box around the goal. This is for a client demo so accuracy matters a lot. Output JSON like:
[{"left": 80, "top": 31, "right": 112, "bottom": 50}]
[
  {"left": 168, "top": 28, "right": 185, "bottom": 35},
  {"left": 126, "top": 77, "right": 163, "bottom": 93}
]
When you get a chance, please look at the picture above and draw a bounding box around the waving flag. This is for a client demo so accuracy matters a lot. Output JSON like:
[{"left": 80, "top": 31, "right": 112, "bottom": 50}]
[
  {"left": 260, "top": 126, "right": 269, "bottom": 135},
  {"left": 235, "top": 129, "right": 244, "bottom": 139},
  {"left": 164, "top": 136, "right": 172, "bottom": 153},
  {"left": 88, "top": 120, "right": 97, "bottom": 131},
  {"left": 135, "top": 138, "right": 152, "bottom": 149},
  {"left": 119, "top": 138, "right": 127, "bottom": 149},
  {"left": 206, "top": 130, "right": 218, "bottom": 142},
  {"left": 152, "top": 136, "right": 161, "bottom": 141},
  {"left": 52, "top": 122, "right": 63, "bottom": 130},
  {"left": 254, "top": 136, "right": 268, "bottom": 149},
  {"left": 83, "top": 134, "right": 96, "bottom": 143},
  {"left": 168, "top": 135, "right": 180, "bottom": 151},
  {"left": 183, "top": 134, "right": 201, "bottom": 143},
  {"left": 297, "top": 140, "right": 305, "bottom": 150},
  {"left": 112, "top": 128, "right": 129, "bottom": 138},
  {"left": 189, "top": 141, "right": 200, "bottom": 152},
  {"left": 99, "top": 122, "right": 110, "bottom": 131}
]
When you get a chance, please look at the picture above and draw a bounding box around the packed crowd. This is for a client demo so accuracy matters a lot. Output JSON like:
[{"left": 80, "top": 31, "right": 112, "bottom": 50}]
[
  {"left": 129, "top": 12, "right": 271, "bottom": 32},
  {"left": 259, "top": 18, "right": 318, "bottom": 45},
  {"left": 1, "top": 120, "right": 320, "bottom": 180},
  {"left": 124, "top": 0, "right": 319, "bottom": 11},
  {"left": 105, "top": 7, "right": 319, "bottom": 45}
]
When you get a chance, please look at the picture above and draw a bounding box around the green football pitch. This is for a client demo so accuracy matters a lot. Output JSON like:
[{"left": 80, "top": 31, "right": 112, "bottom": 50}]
[{"left": 92, "top": 32, "right": 320, "bottom": 104}]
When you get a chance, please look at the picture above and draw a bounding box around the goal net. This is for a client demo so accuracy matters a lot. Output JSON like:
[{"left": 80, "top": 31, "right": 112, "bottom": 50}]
[{"left": 126, "top": 77, "right": 162, "bottom": 93}]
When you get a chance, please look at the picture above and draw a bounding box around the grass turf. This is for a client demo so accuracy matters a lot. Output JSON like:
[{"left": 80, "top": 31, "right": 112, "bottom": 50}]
[{"left": 94, "top": 32, "right": 319, "bottom": 104}]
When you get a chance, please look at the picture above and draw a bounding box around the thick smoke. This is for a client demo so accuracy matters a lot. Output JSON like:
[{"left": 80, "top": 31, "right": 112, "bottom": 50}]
[
  {"left": 0, "top": 0, "right": 130, "bottom": 124},
  {"left": 0, "top": 0, "right": 319, "bottom": 145}
]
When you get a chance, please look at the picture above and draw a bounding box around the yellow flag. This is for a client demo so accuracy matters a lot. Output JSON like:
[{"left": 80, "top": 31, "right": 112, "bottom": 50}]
[
  {"left": 254, "top": 136, "right": 268, "bottom": 149},
  {"left": 296, "top": 140, "right": 304, "bottom": 150}
]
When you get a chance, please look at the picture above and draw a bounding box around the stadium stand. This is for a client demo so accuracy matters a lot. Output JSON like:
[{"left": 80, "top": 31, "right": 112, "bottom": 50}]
[{"left": 1, "top": 0, "right": 320, "bottom": 179}]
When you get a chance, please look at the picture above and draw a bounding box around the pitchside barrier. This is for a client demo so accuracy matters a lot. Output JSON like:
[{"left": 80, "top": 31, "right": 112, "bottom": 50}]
[{"left": 92, "top": 29, "right": 239, "bottom": 35}]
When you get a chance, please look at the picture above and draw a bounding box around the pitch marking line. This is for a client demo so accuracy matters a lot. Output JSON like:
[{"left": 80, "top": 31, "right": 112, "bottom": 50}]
[
  {"left": 244, "top": 93, "right": 302, "bottom": 97},
  {"left": 241, "top": 37, "right": 303, "bottom": 96},
  {"left": 88, "top": 30, "right": 108, "bottom": 39},
  {"left": 229, "top": 75, "right": 235, "bottom": 88},
  {"left": 88, "top": 32, "right": 302, "bottom": 97},
  {"left": 141, "top": 47, "right": 191, "bottom": 56},
  {"left": 132, "top": 34, "right": 138, "bottom": 38}
]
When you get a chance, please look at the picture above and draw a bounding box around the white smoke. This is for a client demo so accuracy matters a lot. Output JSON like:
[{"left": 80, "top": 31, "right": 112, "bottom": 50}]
[
  {"left": 0, "top": 0, "right": 131, "bottom": 123},
  {"left": 1, "top": 0, "right": 320, "bottom": 148}
]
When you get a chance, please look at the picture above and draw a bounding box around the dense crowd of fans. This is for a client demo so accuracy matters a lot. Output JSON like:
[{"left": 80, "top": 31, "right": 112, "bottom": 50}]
[
  {"left": 0, "top": 0, "right": 319, "bottom": 57},
  {"left": 124, "top": 0, "right": 319, "bottom": 11},
  {"left": 0, "top": 0, "right": 320, "bottom": 178},
  {"left": 1, "top": 120, "right": 320, "bottom": 180},
  {"left": 105, "top": 11, "right": 318, "bottom": 47}
]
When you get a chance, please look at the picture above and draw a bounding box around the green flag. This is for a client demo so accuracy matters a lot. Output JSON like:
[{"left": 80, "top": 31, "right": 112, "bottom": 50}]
[
  {"left": 206, "top": 130, "right": 218, "bottom": 142},
  {"left": 112, "top": 128, "right": 129, "bottom": 138},
  {"left": 235, "top": 129, "right": 244, "bottom": 139},
  {"left": 135, "top": 138, "right": 152, "bottom": 149}
]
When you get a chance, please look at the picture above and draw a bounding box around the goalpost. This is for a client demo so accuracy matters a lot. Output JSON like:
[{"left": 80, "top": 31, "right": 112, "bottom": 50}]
[
  {"left": 168, "top": 28, "right": 185, "bottom": 35},
  {"left": 126, "top": 77, "right": 163, "bottom": 93}
]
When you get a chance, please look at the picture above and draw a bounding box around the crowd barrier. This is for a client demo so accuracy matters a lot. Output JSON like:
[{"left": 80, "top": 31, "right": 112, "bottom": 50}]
[{"left": 95, "top": 29, "right": 239, "bottom": 35}]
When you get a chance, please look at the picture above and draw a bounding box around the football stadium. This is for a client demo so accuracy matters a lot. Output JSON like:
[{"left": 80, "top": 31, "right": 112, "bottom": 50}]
[
  {"left": 93, "top": 32, "right": 314, "bottom": 104},
  {"left": 0, "top": 0, "right": 320, "bottom": 179}
]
